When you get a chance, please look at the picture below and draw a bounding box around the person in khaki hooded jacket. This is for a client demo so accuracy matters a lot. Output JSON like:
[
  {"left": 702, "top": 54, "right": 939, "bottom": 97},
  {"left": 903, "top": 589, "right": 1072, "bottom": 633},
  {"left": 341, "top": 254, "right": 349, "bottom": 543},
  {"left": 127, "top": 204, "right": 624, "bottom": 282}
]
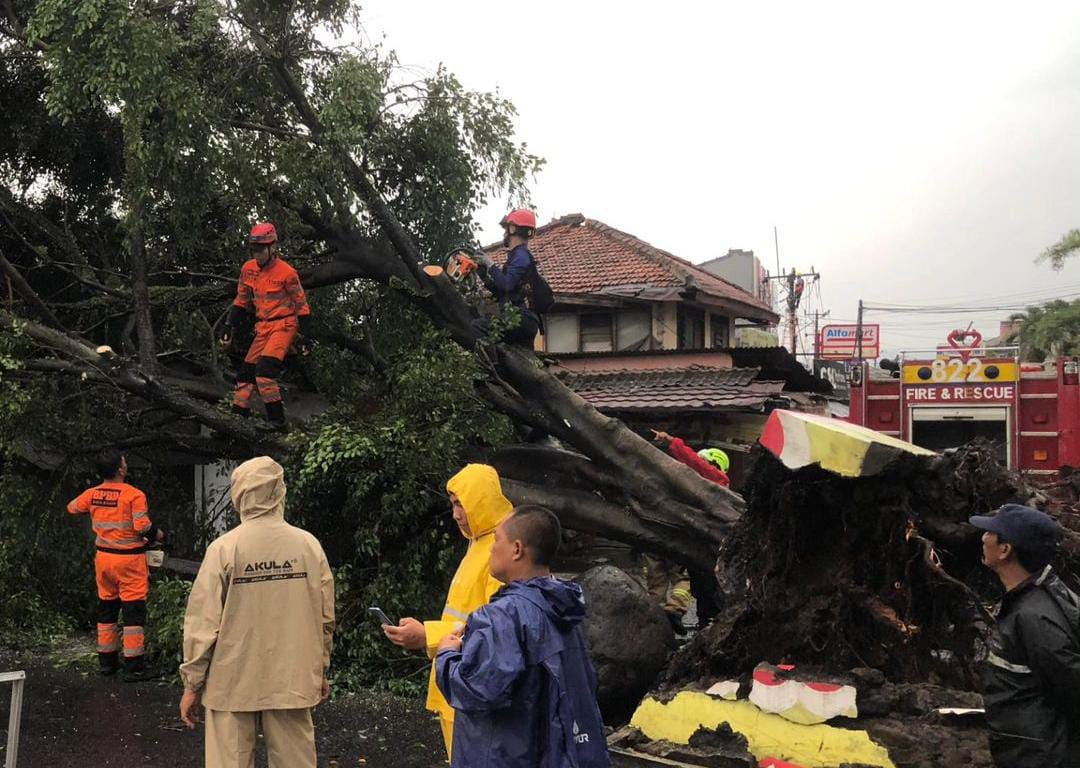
[
  {"left": 178, "top": 456, "right": 335, "bottom": 768},
  {"left": 383, "top": 463, "right": 512, "bottom": 761}
]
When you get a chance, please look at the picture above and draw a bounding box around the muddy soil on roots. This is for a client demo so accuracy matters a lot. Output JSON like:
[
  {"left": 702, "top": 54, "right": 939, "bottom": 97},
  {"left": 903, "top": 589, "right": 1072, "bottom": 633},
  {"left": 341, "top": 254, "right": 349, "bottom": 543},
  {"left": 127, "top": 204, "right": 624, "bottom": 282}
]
[{"left": 0, "top": 643, "right": 443, "bottom": 768}]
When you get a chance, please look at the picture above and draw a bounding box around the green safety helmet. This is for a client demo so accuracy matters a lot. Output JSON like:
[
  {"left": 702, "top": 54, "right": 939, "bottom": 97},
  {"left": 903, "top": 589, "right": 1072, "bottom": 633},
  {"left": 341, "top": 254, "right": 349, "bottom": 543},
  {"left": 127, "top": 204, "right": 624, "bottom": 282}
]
[{"left": 697, "top": 447, "right": 730, "bottom": 473}]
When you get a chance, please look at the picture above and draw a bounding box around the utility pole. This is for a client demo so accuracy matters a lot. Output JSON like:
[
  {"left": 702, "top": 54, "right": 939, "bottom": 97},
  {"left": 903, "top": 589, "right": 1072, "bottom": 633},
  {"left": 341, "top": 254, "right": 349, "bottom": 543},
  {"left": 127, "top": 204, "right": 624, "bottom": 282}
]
[
  {"left": 768, "top": 267, "right": 820, "bottom": 357},
  {"left": 814, "top": 310, "right": 821, "bottom": 358},
  {"left": 813, "top": 309, "right": 830, "bottom": 370},
  {"left": 855, "top": 299, "right": 864, "bottom": 361}
]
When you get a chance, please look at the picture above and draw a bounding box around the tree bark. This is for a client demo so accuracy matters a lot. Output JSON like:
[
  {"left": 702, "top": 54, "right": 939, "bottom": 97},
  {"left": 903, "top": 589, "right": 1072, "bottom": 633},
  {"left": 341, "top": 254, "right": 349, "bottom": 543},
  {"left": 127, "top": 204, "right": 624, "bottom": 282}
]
[{"left": 128, "top": 203, "right": 157, "bottom": 370}]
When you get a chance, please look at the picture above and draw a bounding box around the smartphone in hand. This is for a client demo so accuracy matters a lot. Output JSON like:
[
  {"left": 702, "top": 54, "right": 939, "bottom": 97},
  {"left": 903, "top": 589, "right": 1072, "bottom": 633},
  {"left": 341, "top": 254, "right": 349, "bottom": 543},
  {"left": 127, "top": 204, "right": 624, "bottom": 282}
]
[{"left": 368, "top": 606, "right": 393, "bottom": 626}]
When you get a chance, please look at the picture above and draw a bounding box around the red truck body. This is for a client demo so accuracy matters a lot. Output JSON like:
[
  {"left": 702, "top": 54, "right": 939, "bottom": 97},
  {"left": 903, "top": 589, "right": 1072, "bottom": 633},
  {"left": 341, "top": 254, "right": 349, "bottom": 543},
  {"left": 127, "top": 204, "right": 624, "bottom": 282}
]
[{"left": 848, "top": 350, "right": 1080, "bottom": 476}]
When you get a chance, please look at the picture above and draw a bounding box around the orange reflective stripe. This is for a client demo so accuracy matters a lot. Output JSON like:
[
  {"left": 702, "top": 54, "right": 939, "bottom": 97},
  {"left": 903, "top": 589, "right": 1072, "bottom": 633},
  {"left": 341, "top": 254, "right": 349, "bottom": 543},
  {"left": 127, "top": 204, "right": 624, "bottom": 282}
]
[
  {"left": 255, "top": 377, "right": 281, "bottom": 403},
  {"left": 93, "top": 520, "right": 134, "bottom": 530},
  {"left": 234, "top": 382, "right": 255, "bottom": 407},
  {"left": 254, "top": 290, "right": 290, "bottom": 301},
  {"left": 97, "top": 623, "right": 121, "bottom": 653},
  {"left": 123, "top": 626, "right": 145, "bottom": 657},
  {"left": 234, "top": 279, "right": 254, "bottom": 309}
]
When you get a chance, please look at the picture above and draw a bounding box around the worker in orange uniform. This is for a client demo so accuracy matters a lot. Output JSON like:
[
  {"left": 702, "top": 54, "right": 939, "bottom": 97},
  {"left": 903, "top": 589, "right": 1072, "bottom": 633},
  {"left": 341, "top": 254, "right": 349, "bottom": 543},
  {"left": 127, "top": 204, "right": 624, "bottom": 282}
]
[
  {"left": 220, "top": 222, "right": 311, "bottom": 426},
  {"left": 67, "top": 448, "right": 163, "bottom": 681}
]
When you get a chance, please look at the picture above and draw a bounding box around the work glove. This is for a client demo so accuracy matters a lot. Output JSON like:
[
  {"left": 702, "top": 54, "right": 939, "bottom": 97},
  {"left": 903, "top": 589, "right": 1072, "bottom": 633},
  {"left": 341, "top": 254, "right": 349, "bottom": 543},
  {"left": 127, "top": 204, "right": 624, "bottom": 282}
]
[
  {"left": 220, "top": 306, "right": 247, "bottom": 346},
  {"left": 475, "top": 251, "right": 494, "bottom": 269},
  {"left": 297, "top": 315, "right": 314, "bottom": 356}
]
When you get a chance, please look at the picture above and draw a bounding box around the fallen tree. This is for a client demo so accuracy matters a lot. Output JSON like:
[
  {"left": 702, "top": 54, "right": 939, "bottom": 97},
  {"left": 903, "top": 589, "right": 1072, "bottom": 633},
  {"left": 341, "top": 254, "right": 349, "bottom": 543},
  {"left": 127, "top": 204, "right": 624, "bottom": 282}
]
[{"left": 0, "top": 0, "right": 741, "bottom": 577}]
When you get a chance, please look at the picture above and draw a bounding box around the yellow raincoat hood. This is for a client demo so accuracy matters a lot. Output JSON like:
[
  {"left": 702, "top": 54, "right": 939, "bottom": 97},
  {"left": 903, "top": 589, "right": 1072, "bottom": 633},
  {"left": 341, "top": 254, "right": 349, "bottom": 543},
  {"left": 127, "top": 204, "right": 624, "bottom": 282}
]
[
  {"left": 424, "top": 464, "right": 513, "bottom": 724},
  {"left": 230, "top": 456, "right": 286, "bottom": 521},
  {"left": 446, "top": 463, "right": 511, "bottom": 539}
]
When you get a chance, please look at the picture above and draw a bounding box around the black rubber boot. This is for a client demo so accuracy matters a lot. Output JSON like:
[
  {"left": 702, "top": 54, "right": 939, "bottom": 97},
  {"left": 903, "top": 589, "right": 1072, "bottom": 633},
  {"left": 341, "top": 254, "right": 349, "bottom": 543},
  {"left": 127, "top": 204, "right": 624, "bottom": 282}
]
[
  {"left": 666, "top": 611, "right": 688, "bottom": 637},
  {"left": 122, "top": 655, "right": 156, "bottom": 683},
  {"left": 98, "top": 651, "right": 119, "bottom": 676},
  {"left": 264, "top": 400, "right": 286, "bottom": 428},
  {"left": 231, "top": 405, "right": 251, "bottom": 418}
]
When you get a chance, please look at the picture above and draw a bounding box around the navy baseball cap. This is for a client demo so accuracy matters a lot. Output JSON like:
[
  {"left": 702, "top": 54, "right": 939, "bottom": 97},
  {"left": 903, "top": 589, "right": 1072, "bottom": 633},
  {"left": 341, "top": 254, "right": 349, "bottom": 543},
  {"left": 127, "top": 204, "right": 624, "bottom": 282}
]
[{"left": 969, "top": 504, "right": 1062, "bottom": 550}]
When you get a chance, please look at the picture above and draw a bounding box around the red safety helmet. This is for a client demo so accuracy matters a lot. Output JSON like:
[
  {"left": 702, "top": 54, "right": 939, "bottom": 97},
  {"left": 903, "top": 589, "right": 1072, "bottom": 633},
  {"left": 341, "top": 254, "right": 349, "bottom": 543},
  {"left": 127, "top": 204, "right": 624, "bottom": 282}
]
[
  {"left": 500, "top": 209, "right": 537, "bottom": 231},
  {"left": 249, "top": 222, "right": 277, "bottom": 245}
]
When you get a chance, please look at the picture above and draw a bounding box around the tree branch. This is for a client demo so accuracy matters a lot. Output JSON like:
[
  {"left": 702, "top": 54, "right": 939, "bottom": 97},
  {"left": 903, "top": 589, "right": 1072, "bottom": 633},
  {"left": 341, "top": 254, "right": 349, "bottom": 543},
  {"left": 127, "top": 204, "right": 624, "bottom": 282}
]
[
  {"left": 23, "top": 358, "right": 228, "bottom": 401},
  {"left": 2, "top": 0, "right": 25, "bottom": 41},
  {"left": 1039, "top": 229, "right": 1080, "bottom": 271},
  {"left": 500, "top": 478, "right": 717, "bottom": 574},
  {"left": 230, "top": 119, "right": 307, "bottom": 139},
  {"left": 0, "top": 191, "right": 128, "bottom": 298},
  {"left": 0, "top": 244, "right": 65, "bottom": 328},
  {"left": 3, "top": 311, "right": 286, "bottom": 451}
]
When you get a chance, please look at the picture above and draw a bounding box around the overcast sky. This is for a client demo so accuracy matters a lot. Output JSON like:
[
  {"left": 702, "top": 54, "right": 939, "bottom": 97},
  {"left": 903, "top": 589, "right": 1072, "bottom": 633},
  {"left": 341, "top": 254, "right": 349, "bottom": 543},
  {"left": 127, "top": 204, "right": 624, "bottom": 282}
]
[{"left": 353, "top": 1, "right": 1080, "bottom": 357}]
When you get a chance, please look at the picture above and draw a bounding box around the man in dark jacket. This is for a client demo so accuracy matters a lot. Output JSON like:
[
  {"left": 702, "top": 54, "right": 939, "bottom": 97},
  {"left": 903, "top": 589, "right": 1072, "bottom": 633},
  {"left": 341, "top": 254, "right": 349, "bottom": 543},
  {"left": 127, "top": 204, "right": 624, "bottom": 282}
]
[
  {"left": 474, "top": 209, "right": 541, "bottom": 348},
  {"left": 970, "top": 504, "right": 1080, "bottom": 768},
  {"left": 435, "top": 505, "right": 609, "bottom": 768}
]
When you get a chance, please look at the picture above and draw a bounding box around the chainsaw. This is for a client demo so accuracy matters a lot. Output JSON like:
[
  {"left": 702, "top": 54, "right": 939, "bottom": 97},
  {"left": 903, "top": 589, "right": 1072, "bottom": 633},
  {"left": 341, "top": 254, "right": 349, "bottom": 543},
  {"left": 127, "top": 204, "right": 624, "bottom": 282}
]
[{"left": 444, "top": 244, "right": 484, "bottom": 282}]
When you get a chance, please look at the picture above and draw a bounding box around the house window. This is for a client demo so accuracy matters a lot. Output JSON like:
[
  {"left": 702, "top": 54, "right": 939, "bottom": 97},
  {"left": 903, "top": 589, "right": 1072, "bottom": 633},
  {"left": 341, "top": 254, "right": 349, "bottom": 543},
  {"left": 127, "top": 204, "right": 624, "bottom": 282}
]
[
  {"left": 542, "top": 314, "right": 579, "bottom": 353},
  {"left": 710, "top": 314, "right": 730, "bottom": 348},
  {"left": 616, "top": 309, "right": 652, "bottom": 351},
  {"left": 677, "top": 306, "right": 705, "bottom": 350},
  {"left": 580, "top": 313, "right": 614, "bottom": 352}
]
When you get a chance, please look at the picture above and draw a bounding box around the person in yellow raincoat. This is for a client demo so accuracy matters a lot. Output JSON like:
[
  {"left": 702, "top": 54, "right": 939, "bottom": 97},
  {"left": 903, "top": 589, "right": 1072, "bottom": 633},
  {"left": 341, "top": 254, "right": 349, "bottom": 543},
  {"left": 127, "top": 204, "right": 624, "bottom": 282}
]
[{"left": 383, "top": 463, "right": 512, "bottom": 761}]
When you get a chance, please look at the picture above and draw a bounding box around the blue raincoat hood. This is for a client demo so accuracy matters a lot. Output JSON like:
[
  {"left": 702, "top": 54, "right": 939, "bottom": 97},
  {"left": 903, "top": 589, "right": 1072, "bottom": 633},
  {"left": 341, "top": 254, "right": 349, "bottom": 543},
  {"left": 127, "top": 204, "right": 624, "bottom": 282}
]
[{"left": 498, "top": 577, "right": 586, "bottom": 634}]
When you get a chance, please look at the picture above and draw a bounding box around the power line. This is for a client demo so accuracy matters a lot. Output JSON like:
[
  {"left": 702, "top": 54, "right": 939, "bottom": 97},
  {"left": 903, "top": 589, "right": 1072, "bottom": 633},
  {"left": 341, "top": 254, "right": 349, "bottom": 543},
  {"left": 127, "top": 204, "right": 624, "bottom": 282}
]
[
  {"left": 864, "top": 290, "right": 1080, "bottom": 314},
  {"left": 865, "top": 282, "right": 1080, "bottom": 307},
  {"left": 864, "top": 297, "right": 1080, "bottom": 314}
]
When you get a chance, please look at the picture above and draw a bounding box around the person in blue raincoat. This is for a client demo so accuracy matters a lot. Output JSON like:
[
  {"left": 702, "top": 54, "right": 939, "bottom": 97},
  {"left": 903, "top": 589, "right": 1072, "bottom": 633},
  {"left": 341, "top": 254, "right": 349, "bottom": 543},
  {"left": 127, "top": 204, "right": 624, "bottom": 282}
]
[{"left": 435, "top": 505, "right": 610, "bottom": 768}]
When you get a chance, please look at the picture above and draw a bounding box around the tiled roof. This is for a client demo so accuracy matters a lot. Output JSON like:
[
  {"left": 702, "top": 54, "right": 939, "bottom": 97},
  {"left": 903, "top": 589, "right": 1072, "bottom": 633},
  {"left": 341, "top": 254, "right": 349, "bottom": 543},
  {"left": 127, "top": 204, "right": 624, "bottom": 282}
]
[
  {"left": 556, "top": 365, "right": 786, "bottom": 413},
  {"left": 485, "top": 214, "right": 778, "bottom": 323}
]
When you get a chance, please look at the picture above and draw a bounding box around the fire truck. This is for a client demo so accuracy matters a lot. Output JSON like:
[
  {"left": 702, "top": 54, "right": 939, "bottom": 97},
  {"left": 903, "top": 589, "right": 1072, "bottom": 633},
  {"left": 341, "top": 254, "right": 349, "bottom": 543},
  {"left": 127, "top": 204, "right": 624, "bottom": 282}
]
[{"left": 847, "top": 335, "right": 1080, "bottom": 476}]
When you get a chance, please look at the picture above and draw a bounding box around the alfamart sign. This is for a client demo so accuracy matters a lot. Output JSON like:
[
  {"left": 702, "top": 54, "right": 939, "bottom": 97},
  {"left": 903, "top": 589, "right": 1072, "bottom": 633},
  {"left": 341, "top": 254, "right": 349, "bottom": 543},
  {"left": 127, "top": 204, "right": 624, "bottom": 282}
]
[{"left": 819, "top": 324, "right": 880, "bottom": 360}]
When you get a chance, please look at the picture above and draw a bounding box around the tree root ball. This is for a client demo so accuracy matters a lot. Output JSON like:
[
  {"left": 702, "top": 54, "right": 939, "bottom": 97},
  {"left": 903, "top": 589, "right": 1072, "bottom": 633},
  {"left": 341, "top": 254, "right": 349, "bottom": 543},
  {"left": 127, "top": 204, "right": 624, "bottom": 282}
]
[{"left": 665, "top": 440, "right": 1079, "bottom": 689}]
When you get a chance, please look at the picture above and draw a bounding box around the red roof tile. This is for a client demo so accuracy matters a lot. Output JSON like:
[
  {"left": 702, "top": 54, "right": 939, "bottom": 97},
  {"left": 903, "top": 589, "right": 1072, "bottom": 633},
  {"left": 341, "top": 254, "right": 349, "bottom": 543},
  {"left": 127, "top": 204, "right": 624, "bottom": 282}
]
[{"left": 485, "top": 214, "right": 778, "bottom": 323}]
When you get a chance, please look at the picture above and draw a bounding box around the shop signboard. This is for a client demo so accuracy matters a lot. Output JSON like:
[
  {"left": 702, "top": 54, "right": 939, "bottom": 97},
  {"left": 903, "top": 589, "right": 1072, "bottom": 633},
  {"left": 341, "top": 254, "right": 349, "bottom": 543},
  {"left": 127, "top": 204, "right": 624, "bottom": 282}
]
[{"left": 819, "top": 324, "right": 880, "bottom": 359}]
